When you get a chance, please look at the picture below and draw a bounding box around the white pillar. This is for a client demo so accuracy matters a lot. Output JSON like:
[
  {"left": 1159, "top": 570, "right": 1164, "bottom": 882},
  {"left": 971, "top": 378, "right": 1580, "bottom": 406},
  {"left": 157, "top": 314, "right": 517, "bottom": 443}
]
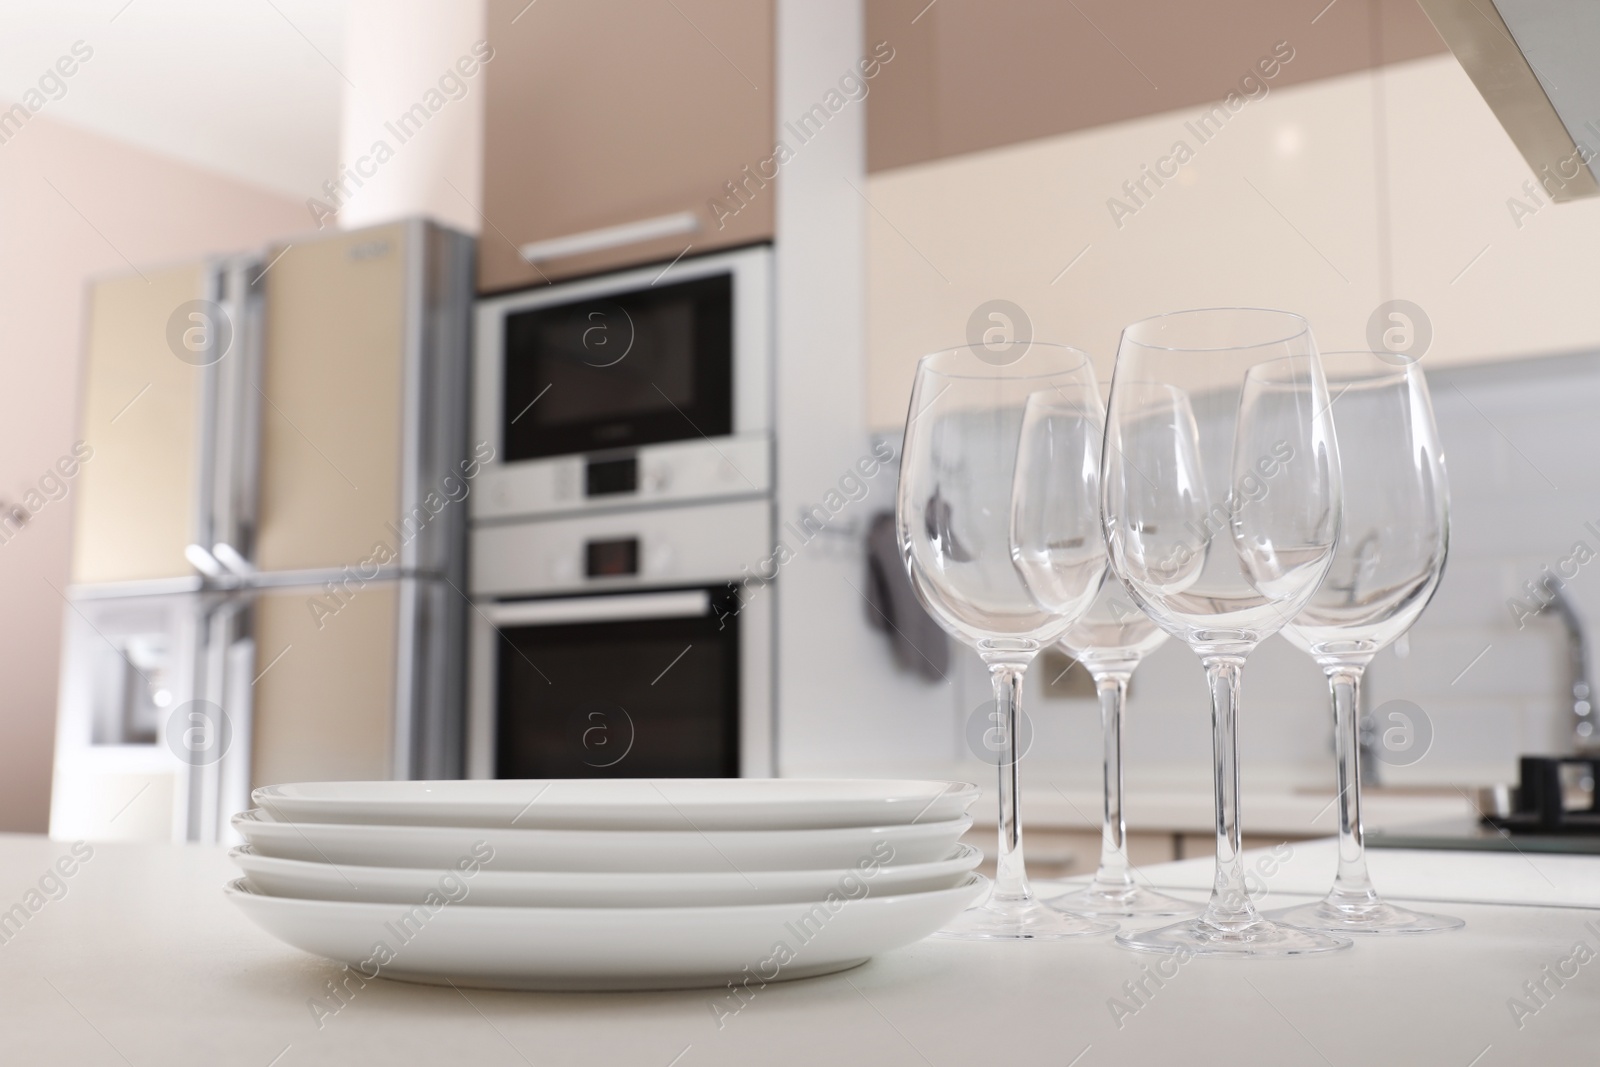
[
  {"left": 334, "top": 0, "right": 486, "bottom": 232},
  {"left": 774, "top": 0, "right": 953, "bottom": 775}
]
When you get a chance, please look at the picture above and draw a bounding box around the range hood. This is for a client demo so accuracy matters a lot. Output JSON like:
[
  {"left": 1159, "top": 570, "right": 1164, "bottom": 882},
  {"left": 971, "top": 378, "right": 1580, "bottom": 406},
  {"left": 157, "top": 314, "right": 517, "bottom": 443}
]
[{"left": 1418, "top": 0, "right": 1600, "bottom": 201}]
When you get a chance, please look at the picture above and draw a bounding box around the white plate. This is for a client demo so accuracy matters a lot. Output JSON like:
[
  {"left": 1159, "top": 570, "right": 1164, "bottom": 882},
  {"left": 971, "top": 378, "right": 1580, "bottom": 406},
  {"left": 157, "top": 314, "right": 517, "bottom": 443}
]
[
  {"left": 226, "top": 874, "right": 988, "bottom": 991},
  {"left": 252, "top": 778, "right": 980, "bottom": 830},
  {"left": 232, "top": 810, "right": 974, "bottom": 872},
  {"left": 230, "top": 843, "right": 984, "bottom": 907}
]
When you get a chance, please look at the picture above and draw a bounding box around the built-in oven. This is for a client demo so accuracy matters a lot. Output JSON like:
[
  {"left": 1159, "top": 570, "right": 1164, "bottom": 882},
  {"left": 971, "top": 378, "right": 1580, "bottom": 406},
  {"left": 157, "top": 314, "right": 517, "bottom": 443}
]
[
  {"left": 474, "top": 589, "right": 742, "bottom": 778},
  {"left": 472, "top": 244, "right": 772, "bottom": 520},
  {"left": 466, "top": 499, "right": 774, "bottom": 779}
]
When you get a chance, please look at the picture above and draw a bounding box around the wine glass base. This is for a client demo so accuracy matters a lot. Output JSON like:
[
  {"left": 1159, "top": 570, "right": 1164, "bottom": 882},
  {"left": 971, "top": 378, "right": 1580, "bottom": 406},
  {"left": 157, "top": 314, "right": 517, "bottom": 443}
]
[
  {"left": 1040, "top": 881, "right": 1202, "bottom": 918},
  {"left": 1116, "top": 915, "right": 1352, "bottom": 957},
  {"left": 1268, "top": 898, "right": 1465, "bottom": 935},
  {"left": 933, "top": 896, "right": 1118, "bottom": 941}
]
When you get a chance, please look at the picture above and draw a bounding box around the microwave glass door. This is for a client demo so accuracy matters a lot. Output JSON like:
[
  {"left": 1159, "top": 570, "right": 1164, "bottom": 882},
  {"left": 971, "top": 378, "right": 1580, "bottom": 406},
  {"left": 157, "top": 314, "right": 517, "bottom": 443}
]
[
  {"left": 494, "top": 590, "right": 739, "bottom": 777},
  {"left": 501, "top": 273, "right": 733, "bottom": 461}
]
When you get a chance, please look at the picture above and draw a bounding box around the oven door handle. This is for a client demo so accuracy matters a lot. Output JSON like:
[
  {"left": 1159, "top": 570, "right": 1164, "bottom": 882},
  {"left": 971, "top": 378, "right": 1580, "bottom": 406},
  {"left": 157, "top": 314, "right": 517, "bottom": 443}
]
[{"left": 481, "top": 590, "right": 712, "bottom": 627}]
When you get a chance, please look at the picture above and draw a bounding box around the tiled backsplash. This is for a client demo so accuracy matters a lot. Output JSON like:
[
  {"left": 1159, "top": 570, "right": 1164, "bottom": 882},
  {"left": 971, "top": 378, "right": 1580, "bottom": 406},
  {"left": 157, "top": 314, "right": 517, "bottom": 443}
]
[
  {"left": 870, "top": 351, "right": 1600, "bottom": 793},
  {"left": 1361, "top": 351, "right": 1600, "bottom": 786}
]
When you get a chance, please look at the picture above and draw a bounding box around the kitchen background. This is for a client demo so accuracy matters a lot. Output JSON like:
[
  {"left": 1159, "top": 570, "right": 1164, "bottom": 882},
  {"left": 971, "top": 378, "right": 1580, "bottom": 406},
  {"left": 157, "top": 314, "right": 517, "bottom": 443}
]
[{"left": 0, "top": 0, "right": 1595, "bottom": 853}]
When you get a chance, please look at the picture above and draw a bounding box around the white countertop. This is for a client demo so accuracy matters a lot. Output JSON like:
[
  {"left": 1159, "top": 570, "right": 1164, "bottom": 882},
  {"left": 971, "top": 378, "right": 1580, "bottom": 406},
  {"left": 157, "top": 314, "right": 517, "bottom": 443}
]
[
  {"left": 1, "top": 832, "right": 1595, "bottom": 1064},
  {"left": 1137, "top": 837, "right": 1600, "bottom": 910},
  {"left": 972, "top": 784, "right": 1476, "bottom": 836}
]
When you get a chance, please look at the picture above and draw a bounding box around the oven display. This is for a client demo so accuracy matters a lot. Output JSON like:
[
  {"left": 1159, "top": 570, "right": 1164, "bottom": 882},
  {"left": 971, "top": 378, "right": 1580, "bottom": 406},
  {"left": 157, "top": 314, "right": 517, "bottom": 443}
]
[
  {"left": 584, "top": 538, "right": 639, "bottom": 578},
  {"left": 501, "top": 273, "right": 733, "bottom": 461}
]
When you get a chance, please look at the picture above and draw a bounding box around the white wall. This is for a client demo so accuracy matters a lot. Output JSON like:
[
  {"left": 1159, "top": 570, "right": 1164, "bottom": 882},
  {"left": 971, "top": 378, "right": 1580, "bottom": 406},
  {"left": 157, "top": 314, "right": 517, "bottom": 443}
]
[
  {"left": 0, "top": 0, "right": 345, "bottom": 202},
  {"left": 334, "top": 0, "right": 486, "bottom": 234}
]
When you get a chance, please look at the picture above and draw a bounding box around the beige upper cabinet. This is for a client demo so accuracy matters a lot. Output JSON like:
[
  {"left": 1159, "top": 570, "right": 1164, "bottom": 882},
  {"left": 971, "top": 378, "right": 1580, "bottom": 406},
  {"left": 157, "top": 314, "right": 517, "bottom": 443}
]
[{"left": 479, "top": 0, "right": 775, "bottom": 293}]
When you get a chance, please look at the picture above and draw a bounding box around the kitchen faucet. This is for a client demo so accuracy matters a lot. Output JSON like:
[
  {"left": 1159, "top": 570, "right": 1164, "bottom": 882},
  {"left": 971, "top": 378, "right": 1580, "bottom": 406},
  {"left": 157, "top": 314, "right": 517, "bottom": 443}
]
[{"left": 1547, "top": 585, "right": 1598, "bottom": 754}]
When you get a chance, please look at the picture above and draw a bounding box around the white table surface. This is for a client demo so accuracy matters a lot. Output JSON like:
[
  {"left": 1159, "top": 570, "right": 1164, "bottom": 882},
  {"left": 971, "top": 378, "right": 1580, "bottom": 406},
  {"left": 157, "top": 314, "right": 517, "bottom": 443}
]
[
  {"left": 1135, "top": 836, "right": 1600, "bottom": 910},
  {"left": 969, "top": 785, "right": 1476, "bottom": 836},
  {"left": 1, "top": 832, "right": 1596, "bottom": 1065}
]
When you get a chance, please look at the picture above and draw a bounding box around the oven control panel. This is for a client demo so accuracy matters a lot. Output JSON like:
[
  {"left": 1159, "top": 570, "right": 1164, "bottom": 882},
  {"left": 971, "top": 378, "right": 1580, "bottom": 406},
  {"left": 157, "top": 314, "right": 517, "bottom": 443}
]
[
  {"left": 470, "top": 498, "right": 772, "bottom": 597},
  {"left": 474, "top": 434, "right": 771, "bottom": 521}
]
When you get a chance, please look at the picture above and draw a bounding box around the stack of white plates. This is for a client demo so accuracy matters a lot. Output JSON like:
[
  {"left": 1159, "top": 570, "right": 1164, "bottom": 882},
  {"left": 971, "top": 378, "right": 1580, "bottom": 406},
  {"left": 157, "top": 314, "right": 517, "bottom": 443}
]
[{"left": 227, "top": 778, "right": 985, "bottom": 990}]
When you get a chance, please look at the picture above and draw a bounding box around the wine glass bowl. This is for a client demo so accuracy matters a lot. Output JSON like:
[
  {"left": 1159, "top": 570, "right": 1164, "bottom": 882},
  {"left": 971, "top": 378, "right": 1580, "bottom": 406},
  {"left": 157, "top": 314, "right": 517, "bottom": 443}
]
[
  {"left": 1064, "top": 582, "right": 1170, "bottom": 668},
  {"left": 1231, "top": 356, "right": 1347, "bottom": 605},
  {"left": 1010, "top": 386, "right": 1110, "bottom": 625},
  {"left": 1105, "top": 362, "right": 1341, "bottom": 653},
  {"left": 1281, "top": 353, "right": 1448, "bottom": 654},
  {"left": 1102, "top": 308, "right": 1350, "bottom": 956},
  {"left": 902, "top": 350, "right": 1094, "bottom": 654}
]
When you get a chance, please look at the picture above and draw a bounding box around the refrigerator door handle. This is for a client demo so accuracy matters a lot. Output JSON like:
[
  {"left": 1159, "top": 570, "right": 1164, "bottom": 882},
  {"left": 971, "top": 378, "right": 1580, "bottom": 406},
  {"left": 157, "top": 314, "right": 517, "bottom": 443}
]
[
  {"left": 210, "top": 257, "right": 264, "bottom": 575},
  {"left": 211, "top": 542, "right": 255, "bottom": 576},
  {"left": 189, "top": 265, "right": 225, "bottom": 574},
  {"left": 184, "top": 544, "right": 226, "bottom": 579},
  {"left": 180, "top": 594, "right": 254, "bottom": 845},
  {"left": 217, "top": 613, "right": 255, "bottom": 845}
]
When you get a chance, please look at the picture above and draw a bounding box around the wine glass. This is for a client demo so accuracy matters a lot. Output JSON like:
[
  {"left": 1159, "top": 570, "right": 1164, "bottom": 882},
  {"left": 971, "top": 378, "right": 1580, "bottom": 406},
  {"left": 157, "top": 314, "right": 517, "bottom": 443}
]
[
  {"left": 1101, "top": 308, "right": 1350, "bottom": 957},
  {"left": 1274, "top": 351, "right": 1462, "bottom": 935},
  {"left": 898, "top": 342, "right": 1115, "bottom": 939},
  {"left": 1042, "top": 581, "right": 1201, "bottom": 917},
  {"left": 1011, "top": 388, "right": 1199, "bottom": 918}
]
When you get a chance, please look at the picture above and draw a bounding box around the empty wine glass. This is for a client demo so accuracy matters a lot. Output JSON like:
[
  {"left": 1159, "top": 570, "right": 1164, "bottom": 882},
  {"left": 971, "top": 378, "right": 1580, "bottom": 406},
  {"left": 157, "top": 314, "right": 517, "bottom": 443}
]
[
  {"left": 899, "top": 342, "right": 1114, "bottom": 939},
  {"left": 1042, "top": 580, "right": 1200, "bottom": 917},
  {"left": 1012, "top": 389, "right": 1199, "bottom": 918},
  {"left": 1102, "top": 308, "right": 1350, "bottom": 957},
  {"left": 1274, "top": 351, "right": 1462, "bottom": 935}
]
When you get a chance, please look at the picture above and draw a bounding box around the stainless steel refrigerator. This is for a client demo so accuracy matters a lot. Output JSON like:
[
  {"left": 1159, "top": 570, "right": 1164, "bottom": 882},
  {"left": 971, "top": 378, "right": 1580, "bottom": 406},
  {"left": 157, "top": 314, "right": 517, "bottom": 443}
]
[{"left": 50, "top": 219, "right": 474, "bottom": 844}]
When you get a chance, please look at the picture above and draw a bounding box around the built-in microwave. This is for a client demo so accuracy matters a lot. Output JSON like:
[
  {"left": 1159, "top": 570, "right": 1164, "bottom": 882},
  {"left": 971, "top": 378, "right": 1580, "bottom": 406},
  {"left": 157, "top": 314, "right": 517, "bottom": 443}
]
[{"left": 472, "top": 245, "right": 772, "bottom": 520}]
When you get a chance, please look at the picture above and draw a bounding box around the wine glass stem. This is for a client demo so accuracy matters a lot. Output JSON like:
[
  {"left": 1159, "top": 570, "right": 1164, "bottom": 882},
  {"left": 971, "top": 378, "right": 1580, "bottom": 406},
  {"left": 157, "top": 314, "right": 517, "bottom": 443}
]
[
  {"left": 1327, "top": 665, "right": 1378, "bottom": 906},
  {"left": 1092, "top": 669, "right": 1134, "bottom": 891},
  {"left": 988, "top": 661, "right": 1035, "bottom": 906},
  {"left": 1202, "top": 655, "right": 1255, "bottom": 928}
]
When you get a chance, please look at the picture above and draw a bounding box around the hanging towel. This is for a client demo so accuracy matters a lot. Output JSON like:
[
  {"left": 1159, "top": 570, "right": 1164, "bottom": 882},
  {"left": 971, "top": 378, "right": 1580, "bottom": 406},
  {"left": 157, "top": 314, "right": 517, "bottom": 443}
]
[{"left": 864, "top": 510, "right": 950, "bottom": 682}]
